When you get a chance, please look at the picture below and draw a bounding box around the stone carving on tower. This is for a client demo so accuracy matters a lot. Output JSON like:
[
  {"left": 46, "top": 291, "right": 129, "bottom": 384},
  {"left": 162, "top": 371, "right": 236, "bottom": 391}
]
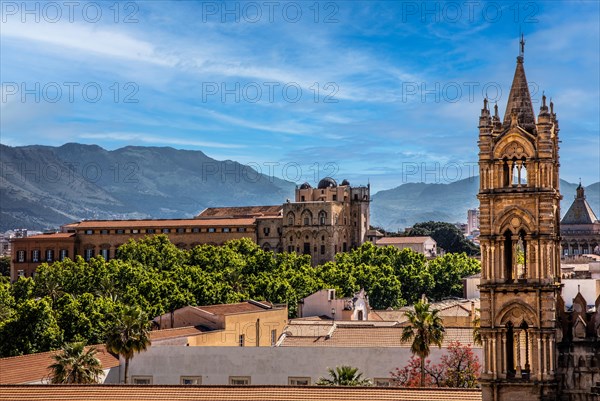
[{"left": 478, "top": 36, "right": 563, "bottom": 401}]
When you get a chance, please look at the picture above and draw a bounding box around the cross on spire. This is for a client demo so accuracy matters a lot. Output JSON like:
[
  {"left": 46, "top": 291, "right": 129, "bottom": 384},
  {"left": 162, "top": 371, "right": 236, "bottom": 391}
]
[{"left": 519, "top": 33, "right": 525, "bottom": 58}]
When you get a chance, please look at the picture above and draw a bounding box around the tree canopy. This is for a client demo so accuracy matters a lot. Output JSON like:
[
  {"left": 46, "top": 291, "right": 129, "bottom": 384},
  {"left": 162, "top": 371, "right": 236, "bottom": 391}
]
[
  {"left": 410, "top": 221, "right": 479, "bottom": 255},
  {"left": 0, "top": 235, "right": 479, "bottom": 357}
]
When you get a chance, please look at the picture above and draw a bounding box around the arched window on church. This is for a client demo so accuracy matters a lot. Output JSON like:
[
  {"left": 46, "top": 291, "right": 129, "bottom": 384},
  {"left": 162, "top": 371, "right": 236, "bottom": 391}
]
[
  {"left": 515, "top": 230, "right": 527, "bottom": 280},
  {"left": 506, "top": 321, "right": 515, "bottom": 378},
  {"left": 503, "top": 158, "right": 511, "bottom": 187},
  {"left": 504, "top": 230, "right": 513, "bottom": 282},
  {"left": 287, "top": 212, "right": 295, "bottom": 226},
  {"left": 319, "top": 211, "right": 327, "bottom": 225},
  {"left": 519, "top": 321, "right": 531, "bottom": 378}
]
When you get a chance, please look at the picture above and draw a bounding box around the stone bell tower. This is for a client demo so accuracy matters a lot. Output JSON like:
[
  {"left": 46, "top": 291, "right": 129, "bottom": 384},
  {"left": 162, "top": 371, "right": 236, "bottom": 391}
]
[{"left": 478, "top": 36, "right": 562, "bottom": 401}]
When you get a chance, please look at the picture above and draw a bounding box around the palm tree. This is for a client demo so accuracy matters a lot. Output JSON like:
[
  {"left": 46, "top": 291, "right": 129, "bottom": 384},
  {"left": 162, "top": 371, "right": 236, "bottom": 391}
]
[
  {"left": 401, "top": 298, "right": 445, "bottom": 387},
  {"left": 48, "top": 342, "right": 103, "bottom": 384},
  {"left": 316, "top": 365, "right": 372, "bottom": 386},
  {"left": 105, "top": 306, "right": 152, "bottom": 384}
]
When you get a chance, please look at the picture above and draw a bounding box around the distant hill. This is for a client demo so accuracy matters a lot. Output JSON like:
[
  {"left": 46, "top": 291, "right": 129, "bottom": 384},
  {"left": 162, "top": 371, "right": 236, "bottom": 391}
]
[
  {"left": 1, "top": 143, "right": 598, "bottom": 233},
  {"left": 371, "top": 177, "right": 600, "bottom": 232},
  {"left": 0, "top": 143, "right": 295, "bottom": 231}
]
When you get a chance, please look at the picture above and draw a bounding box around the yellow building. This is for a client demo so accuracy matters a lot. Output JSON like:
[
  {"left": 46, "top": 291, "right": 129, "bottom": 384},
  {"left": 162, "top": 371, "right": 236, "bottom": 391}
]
[{"left": 152, "top": 300, "right": 288, "bottom": 347}]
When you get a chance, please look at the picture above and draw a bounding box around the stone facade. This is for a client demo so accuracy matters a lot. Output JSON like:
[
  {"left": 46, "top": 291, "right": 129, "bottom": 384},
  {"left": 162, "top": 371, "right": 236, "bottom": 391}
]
[
  {"left": 10, "top": 178, "right": 370, "bottom": 278},
  {"left": 561, "top": 184, "right": 600, "bottom": 257},
  {"left": 478, "top": 40, "right": 563, "bottom": 401}
]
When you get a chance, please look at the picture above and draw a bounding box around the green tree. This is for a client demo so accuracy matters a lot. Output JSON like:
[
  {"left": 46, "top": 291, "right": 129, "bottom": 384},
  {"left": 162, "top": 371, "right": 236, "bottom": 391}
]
[
  {"left": 0, "top": 297, "right": 62, "bottom": 356},
  {"left": 401, "top": 299, "right": 445, "bottom": 387},
  {"left": 0, "top": 256, "right": 10, "bottom": 276},
  {"left": 410, "top": 221, "right": 479, "bottom": 255},
  {"left": 105, "top": 306, "right": 151, "bottom": 384},
  {"left": 427, "top": 253, "right": 480, "bottom": 301},
  {"left": 49, "top": 342, "right": 104, "bottom": 384},
  {"left": 317, "top": 365, "right": 372, "bottom": 386}
]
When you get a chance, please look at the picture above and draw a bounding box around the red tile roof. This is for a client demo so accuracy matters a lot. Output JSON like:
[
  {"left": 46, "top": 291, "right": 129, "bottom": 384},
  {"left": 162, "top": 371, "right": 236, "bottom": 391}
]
[
  {"left": 279, "top": 326, "right": 477, "bottom": 348},
  {"left": 197, "top": 301, "right": 274, "bottom": 315},
  {"left": 0, "top": 385, "right": 483, "bottom": 401},
  {"left": 197, "top": 206, "right": 282, "bottom": 218},
  {"left": 0, "top": 345, "right": 118, "bottom": 385},
  {"left": 376, "top": 236, "right": 434, "bottom": 245},
  {"left": 150, "top": 326, "right": 208, "bottom": 341},
  {"left": 14, "top": 233, "right": 75, "bottom": 240},
  {"left": 73, "top": 218, "right": 256, "bottom": 229}
]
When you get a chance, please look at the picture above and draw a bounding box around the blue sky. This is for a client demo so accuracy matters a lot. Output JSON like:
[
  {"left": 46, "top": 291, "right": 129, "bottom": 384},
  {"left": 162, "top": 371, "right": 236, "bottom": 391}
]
[{"left": 1, "top": 0, "right": 599, "bottom": 192}]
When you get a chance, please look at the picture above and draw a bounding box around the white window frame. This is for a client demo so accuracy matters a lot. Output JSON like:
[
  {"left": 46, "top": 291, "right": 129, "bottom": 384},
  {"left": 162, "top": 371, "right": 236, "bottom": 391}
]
[
  {"left": 229, "top": 376, "right": 250, "bottom": 385},
  {"left": 288, "top": 377, "right": 311, "bottom": 386},
  {"left": 180, "top": 376, "right": 202, "bottom": 385},
  {"left": 85, "top": 248, "right": 94, "bottom": 261},
  {"left": 59, "top": 249, "right": 68, "bottom": 261},
  {"left": 374, "top": 378, "right": 391, "bottom": 387},
  {"left": 222, "top": 228, "right": 230, "bottom": 233},
  {"left": 100, "top": 248, "right": 109, "bottom": 260},
  {"left": 208, "top": 228, "right": 216, "bottom": 233},
  {"left": 17, "top": 250, "right": 25, "bottom": 262},
  {"left": 85, "top": 230, "right": 93, "bottom": 235},
  {"left": 32, "top": 249, "right": 40, "bottom": 263},
  {"left": 132, "top": 376, "right": 153, "bottom": 385},
  {"left": 46, "top": 249, "right": 54, "bottom": 262}
]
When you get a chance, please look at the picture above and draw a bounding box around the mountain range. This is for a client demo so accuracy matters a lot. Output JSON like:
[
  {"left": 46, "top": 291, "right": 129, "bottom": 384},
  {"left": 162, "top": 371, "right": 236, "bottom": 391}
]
[{"left": 1, "top": 144, "right": 598, "bottom": 232}]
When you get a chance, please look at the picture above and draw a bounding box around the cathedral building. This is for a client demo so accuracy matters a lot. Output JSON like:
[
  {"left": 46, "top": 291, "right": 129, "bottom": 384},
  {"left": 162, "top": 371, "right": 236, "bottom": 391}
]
[
  {"left": 478, "top": 38, "right": 563, "bottom": 400},
  {"left": 478, "top": 38, "right": 600, "bottom": 401},
  {"left": 10, "top": 178, "right": 370, "bottom": 279},
  {"left": 561, "top": 183, "right": 600, "bottom": 257}
]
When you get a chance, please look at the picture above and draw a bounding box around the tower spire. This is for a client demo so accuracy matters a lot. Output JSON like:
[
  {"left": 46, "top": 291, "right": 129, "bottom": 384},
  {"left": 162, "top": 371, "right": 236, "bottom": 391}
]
[{"left": 503, "top": 35, "right": 536, "bottom": 133}]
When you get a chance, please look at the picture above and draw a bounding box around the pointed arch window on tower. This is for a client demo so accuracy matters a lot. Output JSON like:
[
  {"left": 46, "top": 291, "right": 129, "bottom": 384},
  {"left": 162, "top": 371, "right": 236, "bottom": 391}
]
[
  {"left": 504, "top": 230, "right": 514, "bottom": 282},
  {"left": 515, "top": 231, "right": 527, "bottom": 280},
  {"left": 506, "top": 321, "right": 515, "bottom": 378}
]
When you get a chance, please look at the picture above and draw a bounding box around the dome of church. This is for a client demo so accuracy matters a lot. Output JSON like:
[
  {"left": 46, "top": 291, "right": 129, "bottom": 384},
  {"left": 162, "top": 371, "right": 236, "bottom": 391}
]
[
  {"left": 341, "top": 179, "right": 350, "bottom": 186},
  {"left": 299, "top": 182, "right": 312, "bottom": 189},
  {"left": 317, "top": 177, "right": 338, "bottom": 189}
]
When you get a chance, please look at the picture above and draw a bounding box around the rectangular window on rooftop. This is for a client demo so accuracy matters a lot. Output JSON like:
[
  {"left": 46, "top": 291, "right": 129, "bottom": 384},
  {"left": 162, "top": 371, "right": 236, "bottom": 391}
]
[
  {"left": 208, "top": 228, "right": 216, "bottom": 233},
  {"left": 229, "top": 376, "right": 250, "bottom": 385},
  {"left": 288, "top": 377, "right": 311, "bottom": 386},
  {"left": 180, "top": 376, "right": 202, "bottom": 385},
  {"left": 132, "top": 376, "right": 153, "bottom": 385}
]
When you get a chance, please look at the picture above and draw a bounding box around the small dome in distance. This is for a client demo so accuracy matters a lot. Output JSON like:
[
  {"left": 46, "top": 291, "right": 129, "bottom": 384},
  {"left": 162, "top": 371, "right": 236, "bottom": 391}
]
[
  {"left": 300, "top": 182, "right": 312, "bottom": 189},
  {"left": 318, "top": 177, "right": 338, "bottom": 189},
  {"left": 341, "top": 179, "right": 350, "bottom": 186}
]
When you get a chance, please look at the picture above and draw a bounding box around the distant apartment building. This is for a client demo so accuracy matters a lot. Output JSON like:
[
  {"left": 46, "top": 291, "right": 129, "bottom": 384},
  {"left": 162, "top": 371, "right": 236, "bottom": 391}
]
[
  {"left": 10, "top": 178, "right": 370, "bottom": 280},
  {"left": 467, "top": 208, "right": 480, "bottom": 236},
  {"left": 375, "top": 236, "right": 437, "bottom": 257}
]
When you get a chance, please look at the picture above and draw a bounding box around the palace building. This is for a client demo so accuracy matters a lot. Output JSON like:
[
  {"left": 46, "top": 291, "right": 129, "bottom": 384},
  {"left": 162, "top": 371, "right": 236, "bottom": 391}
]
[
  {"left": 10, "top": 178, "right": 370, "bottom": 280},
  {"left": 478, "top": 38, "right": 600, "bottom": 401}
]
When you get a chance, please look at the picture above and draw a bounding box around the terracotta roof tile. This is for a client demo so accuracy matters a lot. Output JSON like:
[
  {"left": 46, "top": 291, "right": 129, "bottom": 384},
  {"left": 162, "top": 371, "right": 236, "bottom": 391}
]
[
  {"left": 0, "top": 345, "right": 118, "bottom": 385},
  {"left": 197, "top": 206, "right": 282, "bottom": 218},
  {"left": 15, "top": 233, "right": 75, "bottom": 240},
  {"left": 280, "top": 326, "right": 477, "bottom": 348},
  {"left": 150, "top": 326, "right": 208, "bottom": 341},
  {"left": 0, "top": 385, "right": 483, "bottom": 401},
  {"left": 376, "top": 236, "right": 434, "bottom": 245},
  {"left": 197, "top": 301, "right": 274, "bottom": 315},
  {"left": 73, "top": 218, "right": 256, "bottom": 229}
]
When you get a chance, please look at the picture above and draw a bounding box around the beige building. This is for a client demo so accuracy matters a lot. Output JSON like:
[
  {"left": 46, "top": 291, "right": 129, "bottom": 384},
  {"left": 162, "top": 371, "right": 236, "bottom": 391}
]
[
  {"left": 297, "top": 289, "right": 370, "bottom": 321},
  {"left": 10, "top": 179, "right": 370, "bottom": 279},
  {"left": 152, "top": 301, "right": 288, "bottom": 347},
  {"left": 375, "top": 236, "right": 437, "bottom": 257}
]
